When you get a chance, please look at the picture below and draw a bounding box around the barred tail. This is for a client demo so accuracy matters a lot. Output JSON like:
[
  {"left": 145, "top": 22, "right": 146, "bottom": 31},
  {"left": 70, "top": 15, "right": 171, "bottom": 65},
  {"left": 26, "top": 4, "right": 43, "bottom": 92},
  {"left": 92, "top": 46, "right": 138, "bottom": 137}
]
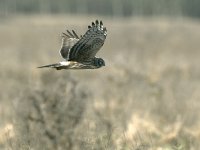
[{"left": 37, "top": 63, "right": 62, "bottom": 69}]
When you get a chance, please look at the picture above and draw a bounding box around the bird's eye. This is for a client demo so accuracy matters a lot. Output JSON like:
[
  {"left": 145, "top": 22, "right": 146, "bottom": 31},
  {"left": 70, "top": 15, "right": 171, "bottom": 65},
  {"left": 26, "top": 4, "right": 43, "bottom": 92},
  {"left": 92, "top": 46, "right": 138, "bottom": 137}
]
[{"left": 97, "top": 60, "right": 101, "bottom": 65}]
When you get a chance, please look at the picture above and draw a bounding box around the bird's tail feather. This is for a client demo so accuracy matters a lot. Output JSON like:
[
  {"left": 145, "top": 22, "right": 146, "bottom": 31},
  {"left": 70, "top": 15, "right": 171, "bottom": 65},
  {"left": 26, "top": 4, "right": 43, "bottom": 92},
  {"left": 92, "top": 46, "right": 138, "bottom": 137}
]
[{"left": 37, "top": 63, "right": 61, "bottom": 69}]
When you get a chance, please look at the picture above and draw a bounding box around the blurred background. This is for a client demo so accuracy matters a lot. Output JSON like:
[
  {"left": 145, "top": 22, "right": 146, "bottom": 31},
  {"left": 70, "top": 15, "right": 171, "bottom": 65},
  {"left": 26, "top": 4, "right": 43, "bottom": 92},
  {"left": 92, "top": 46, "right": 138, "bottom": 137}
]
[
  {"left": 1, "top": 0, "right": 200, "bottom": 17},
  {"left": 0, "top": 0, "right": 200, "bottom": 149}
]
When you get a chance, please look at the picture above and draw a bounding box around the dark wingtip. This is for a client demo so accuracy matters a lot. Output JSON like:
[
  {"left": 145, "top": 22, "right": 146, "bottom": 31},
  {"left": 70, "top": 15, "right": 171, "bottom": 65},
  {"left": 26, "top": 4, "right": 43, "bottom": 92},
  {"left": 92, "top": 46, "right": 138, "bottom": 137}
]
[
  {"left": 100, "top": 20, "right": 103, "bottom": 26},
  {"left": 72, "top": 30, "right": 79, "bottom": 39},
  {"left": 66, "top": 30, "right": 74, "bottom": 38},
  {"left": 62, "top": 32, "right": 70, "bottom": 38},
  {"left": 95, "top": 20, "right": 99, "bottom": 25},
  {"left": 92, "top": 22, "right": 95, "bottom": 26}
]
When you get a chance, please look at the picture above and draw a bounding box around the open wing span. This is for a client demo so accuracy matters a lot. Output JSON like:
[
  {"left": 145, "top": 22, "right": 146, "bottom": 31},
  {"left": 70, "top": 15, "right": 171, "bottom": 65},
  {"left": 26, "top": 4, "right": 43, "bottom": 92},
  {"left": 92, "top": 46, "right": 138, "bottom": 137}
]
[{"left": 68, "top": 20, "right": 107, "bottom": 62}]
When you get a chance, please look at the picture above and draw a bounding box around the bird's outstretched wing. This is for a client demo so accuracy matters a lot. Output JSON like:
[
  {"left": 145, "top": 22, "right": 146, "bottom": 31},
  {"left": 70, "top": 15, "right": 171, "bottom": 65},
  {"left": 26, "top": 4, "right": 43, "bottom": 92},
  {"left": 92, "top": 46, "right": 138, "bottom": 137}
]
[
  {"left": 60, "top": 30, "right": 80, "bottom": 60},
  {"left": 68, "top": 20, "right": 107, "bottom": 62}
]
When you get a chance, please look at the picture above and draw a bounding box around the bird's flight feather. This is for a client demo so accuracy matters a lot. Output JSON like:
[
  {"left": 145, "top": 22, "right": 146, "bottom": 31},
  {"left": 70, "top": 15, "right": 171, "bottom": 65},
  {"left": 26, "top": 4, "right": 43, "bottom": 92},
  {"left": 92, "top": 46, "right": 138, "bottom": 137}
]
[
  {"left": 60, "top": 30, "right": 79, "bottom": 59},
  {"left": 60, "top": 20, "right": 107, "bottom": 62}
]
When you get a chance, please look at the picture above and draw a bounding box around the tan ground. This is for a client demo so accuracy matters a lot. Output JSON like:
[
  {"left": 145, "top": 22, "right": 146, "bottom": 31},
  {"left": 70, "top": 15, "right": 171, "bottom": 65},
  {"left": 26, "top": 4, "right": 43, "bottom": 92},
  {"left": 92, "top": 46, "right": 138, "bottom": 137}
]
[{"left": 0, "top": 15, "right": 200, "bottom": 149}]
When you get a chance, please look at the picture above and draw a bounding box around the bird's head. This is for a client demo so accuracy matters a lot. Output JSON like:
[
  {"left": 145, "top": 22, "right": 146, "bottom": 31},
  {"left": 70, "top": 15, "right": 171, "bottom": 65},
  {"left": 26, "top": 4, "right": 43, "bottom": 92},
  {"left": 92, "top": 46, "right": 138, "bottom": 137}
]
[{"left": 94, "top": 58, "right": 105, "bottom": 68}]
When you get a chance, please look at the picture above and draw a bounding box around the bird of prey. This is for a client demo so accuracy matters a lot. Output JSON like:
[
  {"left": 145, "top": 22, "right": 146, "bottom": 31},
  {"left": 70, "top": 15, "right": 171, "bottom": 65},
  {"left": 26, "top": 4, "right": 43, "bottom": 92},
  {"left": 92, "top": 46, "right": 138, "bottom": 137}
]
[{"left": 38, "top": 20, "right": 107, "bottom": 70}]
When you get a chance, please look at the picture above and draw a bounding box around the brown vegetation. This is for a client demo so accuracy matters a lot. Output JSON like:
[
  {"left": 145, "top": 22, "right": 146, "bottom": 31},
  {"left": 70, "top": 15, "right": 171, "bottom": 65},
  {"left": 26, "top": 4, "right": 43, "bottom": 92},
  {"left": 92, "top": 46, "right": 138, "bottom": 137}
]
[{"left": 0, "top": 16, "right": 200, "bottom": 149}]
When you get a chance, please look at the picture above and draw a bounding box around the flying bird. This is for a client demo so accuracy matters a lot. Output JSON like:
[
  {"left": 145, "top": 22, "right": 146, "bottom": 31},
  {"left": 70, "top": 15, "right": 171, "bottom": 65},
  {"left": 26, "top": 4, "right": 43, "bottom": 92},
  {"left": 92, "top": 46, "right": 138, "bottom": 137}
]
[{"left": 38, "top": 20, "right": 107, "bottom": 70}]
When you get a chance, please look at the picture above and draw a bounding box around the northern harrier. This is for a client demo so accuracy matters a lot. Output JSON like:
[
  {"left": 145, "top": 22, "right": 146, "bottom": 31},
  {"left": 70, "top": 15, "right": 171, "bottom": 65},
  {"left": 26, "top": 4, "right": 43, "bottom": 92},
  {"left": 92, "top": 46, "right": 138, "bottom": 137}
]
[{"left": 38, "top": 20, "right": 107, "bottom": 70}]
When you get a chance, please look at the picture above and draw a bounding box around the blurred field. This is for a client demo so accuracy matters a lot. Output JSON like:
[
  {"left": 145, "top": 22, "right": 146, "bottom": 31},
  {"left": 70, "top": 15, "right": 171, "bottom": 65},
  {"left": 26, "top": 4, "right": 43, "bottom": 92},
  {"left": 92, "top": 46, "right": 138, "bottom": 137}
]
[{"left": 0, "top": 15, "right": 200, "bottom": 149}]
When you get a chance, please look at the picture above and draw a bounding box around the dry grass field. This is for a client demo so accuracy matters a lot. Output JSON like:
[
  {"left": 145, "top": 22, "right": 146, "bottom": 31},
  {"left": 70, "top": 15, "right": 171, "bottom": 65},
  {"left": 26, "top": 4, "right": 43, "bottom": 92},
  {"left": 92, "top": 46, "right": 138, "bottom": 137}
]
[{"left": 0, "top": 15, "right": 200, "bottom": 149}]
